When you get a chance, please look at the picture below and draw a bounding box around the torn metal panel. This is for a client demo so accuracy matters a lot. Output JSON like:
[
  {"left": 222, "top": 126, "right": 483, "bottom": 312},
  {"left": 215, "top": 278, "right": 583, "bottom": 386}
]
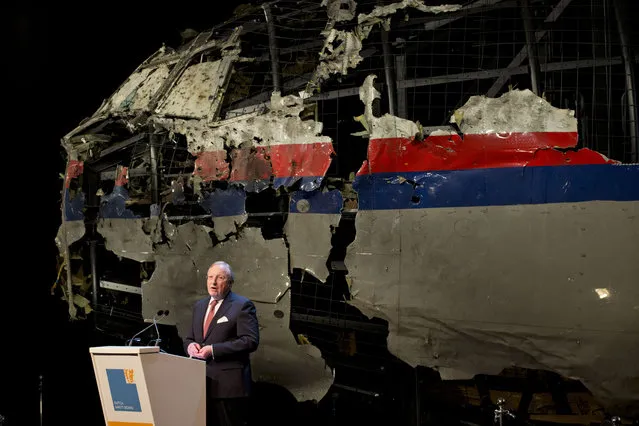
[
  {"left": 64, "top": 189, "right": 86, "bottom": 221},
  {"left": 170, "top": 178, "right": 186, "bottom": 205},
  {"left": 209, "top": 228, "right": 290, "bottom": 304},
  {"left": 156, "top": 61, "right": 225, "bottom": 119},
  {"left": 59, "top": 159, "right": 86, "bottom": 248},
  {"left": 199, "top": 188, "right": 247, "bottom": 216},
  {"left": 252, "top": 291, "right": 334, "bottom": 401},
  {"left": 314, "top": 29, "right": 366, "bottom": 83},
  {"left": 230, "top": 145, "right": 273, "bottom": 192},
  {"left": 358, "top": 74, "right": 419, "bottom": 140},
  {"left": 99, "top": 186, "right": 138, "bottom": 219},
  {"left": 63, "top": 159, "right": 86, "bottom": 221},
  {"left": 107, "top": 65, "right": 171, "bottom": 113},
  {"left": 97, "top": 219, "right": 154, "bottom": 262},
  {"left": 114, "top": 165, "right": 129, "bottom": 186},
  {"left": 55, "top": 221, "right": 86, "bottom": 253},
  {"left": 64, "top": 160, "right": 84, "bottom": 187},
  {"left": 357, "top": 135, "right": 617, "bottom": 182},
  {"left": 141, "top": 223, "right": 330, "bottom": 401},
  {"left": 304, "top": 1, "right": 461, "bottom": 97},
  {"left": 450, "top": 89, "right": 578, "bottom": 137},
  {"left": 285, "top": 190, "right": 343, "bottom": 280},
  {"left": 357, "top": 84, "right": 609, "bottom": 178},
  {"left": 357, "top": 1, "right": 462, "bottom": 23},
  {"left": 193, "top": 150, "right": 230, "bottom": 182},
  {"left": 322, "top": 0, "right": 357, "bottom": 22},
  {"left": 156, "top": 93, "right": 334, "bottom": 192},
  {"left": 211, "top": 216, "right": 246, "bottom": 241},
  {"left": 348, "top": 75, "right": 639, "bottom": 406},
  {"left": 156, "top": 221, "right": 213, "bottom": 256},
  {"left": 143, "top": 225, "right": 290, "bottom": 328},
  {"left": 198, "top": 188, "right": 248, "bottom": 240},
  {"left": 345, "top": 202, "right": 639, "bottom": 405}
]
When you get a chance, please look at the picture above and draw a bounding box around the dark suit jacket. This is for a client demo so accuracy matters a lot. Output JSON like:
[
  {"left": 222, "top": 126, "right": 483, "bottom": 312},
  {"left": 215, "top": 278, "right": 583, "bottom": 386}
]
[{"left": 184, "top": 291, "right": 259, "bottom": 398}]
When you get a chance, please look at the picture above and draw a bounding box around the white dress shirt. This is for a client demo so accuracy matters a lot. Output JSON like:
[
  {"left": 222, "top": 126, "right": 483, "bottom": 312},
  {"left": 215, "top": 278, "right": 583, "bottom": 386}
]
[
  {"left": 203, "top": 297, "right": 224, "bottom": 359},
  {"left": 205, "top": 296, "right": 224, "bottom": 319}
]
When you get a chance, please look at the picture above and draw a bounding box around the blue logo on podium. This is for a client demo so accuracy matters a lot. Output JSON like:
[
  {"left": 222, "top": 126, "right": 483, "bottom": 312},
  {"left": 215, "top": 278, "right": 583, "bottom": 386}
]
[{"left": 106, "top": 369, "right": 142, "bottom": 412}]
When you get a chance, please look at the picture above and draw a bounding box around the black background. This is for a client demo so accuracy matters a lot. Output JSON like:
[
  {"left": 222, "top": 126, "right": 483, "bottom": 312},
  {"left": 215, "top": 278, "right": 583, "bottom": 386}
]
[{"left": 4, "top": 3, "right": 239, "bottom": 425}]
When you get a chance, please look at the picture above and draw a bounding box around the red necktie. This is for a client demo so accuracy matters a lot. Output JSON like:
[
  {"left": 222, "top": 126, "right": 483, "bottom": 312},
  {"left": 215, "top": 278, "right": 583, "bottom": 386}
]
[{"left": 202, "top": 299, "right": 218, "bottom": 337}]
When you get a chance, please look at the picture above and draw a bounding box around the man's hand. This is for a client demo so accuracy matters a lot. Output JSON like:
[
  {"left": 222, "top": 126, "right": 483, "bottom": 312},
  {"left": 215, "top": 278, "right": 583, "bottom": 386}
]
[
  {"left": 196, "top": 345, "right": 213, "bottom": 360},
  {"left": 187, "top": 342, "right": 201, "bottom": 357}
]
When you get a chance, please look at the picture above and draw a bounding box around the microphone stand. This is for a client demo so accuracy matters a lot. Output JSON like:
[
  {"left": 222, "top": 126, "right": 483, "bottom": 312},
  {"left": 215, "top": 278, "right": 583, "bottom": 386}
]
[{"left": 126, "top": 311, "right": 166, "bottom": 346}]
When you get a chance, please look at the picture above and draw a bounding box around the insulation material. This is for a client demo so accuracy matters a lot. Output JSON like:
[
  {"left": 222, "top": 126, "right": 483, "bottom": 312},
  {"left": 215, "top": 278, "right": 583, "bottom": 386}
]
[
  {"left": 108, "top": 65, "right": 170, "bottom": 113},
  {"left": 345, "top": 203, "right": 639, "bottom": 405},
  {"left": 322, "top": 0, "right": 357, "bottom": 22},
  {"left": 357, "top": 0, "right": 462, "bottom": 23},
  {"left": 97, "top": 219, "right": 155, "bottom": 262},
  {"left": 252, "top": 291, "right": 334, "bottom": 402},
  {"left": 285, "top": 190, "right": 343, "bottom": 280},
  {"left": 156, "top": 61, "right": 223, "bottom": 119}
]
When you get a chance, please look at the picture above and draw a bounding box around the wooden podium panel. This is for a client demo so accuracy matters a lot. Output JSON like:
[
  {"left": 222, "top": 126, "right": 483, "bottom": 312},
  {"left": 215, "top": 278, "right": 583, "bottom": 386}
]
[{"left": 90, "top": 346, "right": 205, "bottom": 426}]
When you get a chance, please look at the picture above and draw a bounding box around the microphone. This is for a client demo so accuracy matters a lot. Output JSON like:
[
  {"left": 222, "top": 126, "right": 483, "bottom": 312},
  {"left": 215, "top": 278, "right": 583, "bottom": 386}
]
[
  {"left": 127, "top": 310, "right": 168, "bottom": 346},
  {"left": 150, "top": 310, "right": 169, "bottom": 347}
]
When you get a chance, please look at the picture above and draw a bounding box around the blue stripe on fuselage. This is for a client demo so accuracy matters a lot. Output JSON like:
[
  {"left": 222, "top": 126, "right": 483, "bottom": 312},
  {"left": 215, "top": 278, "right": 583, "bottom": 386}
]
[{"left": 353, "top": 164, "right": 639, "bottom": 210}]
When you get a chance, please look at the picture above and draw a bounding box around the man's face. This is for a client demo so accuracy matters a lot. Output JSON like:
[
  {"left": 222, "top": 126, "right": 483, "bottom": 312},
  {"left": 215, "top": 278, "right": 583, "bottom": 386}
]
[{"left": 207, "top": 264, "right": 231, "bottom": 299}]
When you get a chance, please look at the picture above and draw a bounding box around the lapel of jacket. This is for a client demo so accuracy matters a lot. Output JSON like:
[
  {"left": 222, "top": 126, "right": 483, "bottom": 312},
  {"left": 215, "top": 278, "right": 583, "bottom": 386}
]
[{"left": 203, "top": 291, "right": 234, "bottom": 341}]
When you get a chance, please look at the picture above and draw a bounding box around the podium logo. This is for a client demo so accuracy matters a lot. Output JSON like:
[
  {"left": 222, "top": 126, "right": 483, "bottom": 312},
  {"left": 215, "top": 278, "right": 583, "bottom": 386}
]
[
  {"left": 106, "top": 369, "right": 142, "bottom": 412},
  {"left": 124, "top": 369, "right": 135, "bottom": 384}
]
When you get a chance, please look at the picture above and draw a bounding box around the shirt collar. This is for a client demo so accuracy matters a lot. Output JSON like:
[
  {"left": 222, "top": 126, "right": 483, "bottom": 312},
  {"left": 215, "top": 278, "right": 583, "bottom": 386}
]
[{"left": 210, "top": 296, "right": 224, "bottom": 304}]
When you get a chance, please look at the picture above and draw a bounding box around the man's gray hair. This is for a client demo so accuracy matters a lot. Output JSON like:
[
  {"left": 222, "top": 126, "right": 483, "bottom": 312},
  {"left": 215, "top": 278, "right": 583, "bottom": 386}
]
[{"left": 212, "top": 261, "right": 235, "bottom": 284}]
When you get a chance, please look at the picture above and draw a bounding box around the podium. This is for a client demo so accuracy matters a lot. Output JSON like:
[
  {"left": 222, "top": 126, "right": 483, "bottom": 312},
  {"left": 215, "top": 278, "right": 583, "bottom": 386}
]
[{"left": 89, "top": 346, "right": 206, "bottom": 426}]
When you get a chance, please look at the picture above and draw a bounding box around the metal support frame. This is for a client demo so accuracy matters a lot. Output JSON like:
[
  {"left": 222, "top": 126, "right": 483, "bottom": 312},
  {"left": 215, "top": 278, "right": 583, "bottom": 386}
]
[
  {"left": 400, "top": 0, "right": 509, "bottom": 30},
  {"left": 100, "top": 280, "right": 143, "bottom": 295},
  {"left": 486, "top": 0, "right": 573, "bottom": 97},
  {"left": 149, "top": 132, "right": 160, "bottom": 206},
  {"left": 395, "top": 53, "right": 407, "bottom": 118},
  {"left": 263, "top": 3, "right": 282, "bottom": 93},
  {"left": 398, "top": 57, "right": 623, "bottom": 89},
  {"left": 519, "top": 0, "right": 541, "bottom": 95},
  {"left": 90, "top": 240, "right": 98, "bottom": 311},
  {"left": 227, "top": 57, "right": 624, "bottom": 109},
  {"left": 60, "top": 162, "right": 76, "bottom": 319},
  {"left": 381, "top": 28, "right": 396, "bottom": 115},
  {"left": 613, "top": 0, "right": 638, "bottom": 162}
]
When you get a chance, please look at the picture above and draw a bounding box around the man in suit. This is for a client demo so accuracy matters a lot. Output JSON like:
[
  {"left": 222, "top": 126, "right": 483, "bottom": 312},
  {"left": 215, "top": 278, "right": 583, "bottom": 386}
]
[{"left": 184, "top": 261, "right": 259, "bottom": 426}]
